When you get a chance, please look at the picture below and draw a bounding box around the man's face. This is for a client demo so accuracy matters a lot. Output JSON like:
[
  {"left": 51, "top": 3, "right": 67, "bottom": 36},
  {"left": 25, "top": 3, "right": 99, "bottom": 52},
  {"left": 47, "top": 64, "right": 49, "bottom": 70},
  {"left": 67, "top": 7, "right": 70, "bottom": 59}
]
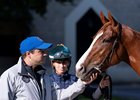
[
  {"left": 30, "top": 49, "right": 48, "bottom": 65},
  {"left": 52, "top": 60, "right": 70, "bottom": 75}
]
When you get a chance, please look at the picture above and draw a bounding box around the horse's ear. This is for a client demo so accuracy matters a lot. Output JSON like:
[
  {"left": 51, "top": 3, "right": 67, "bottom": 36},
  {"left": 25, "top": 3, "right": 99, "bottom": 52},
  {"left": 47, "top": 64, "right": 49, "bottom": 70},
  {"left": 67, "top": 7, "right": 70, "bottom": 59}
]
[
  {"left": 108, "top": 11, "right": 121, "bottom": 33},
  {"left": 108, "top": 11, "right": 118, "bottom": 26},
  {"left": 100, "top": 11, "right": 108, "bottom": 24}
]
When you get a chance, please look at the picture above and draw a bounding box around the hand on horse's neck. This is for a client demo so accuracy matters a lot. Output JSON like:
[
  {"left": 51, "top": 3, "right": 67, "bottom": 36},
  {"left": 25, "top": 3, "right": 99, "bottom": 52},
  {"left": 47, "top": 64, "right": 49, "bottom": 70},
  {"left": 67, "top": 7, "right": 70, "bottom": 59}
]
[{"left": 122, "top": 25, "right": 140, "bottom": 75}]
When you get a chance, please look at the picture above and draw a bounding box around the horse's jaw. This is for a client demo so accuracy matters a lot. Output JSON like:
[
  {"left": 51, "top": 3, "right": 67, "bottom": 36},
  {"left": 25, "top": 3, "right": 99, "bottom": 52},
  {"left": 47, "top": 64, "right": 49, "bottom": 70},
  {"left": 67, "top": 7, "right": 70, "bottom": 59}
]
[{"left": 76, "top": 64, "right": 102, "bottom": 81}]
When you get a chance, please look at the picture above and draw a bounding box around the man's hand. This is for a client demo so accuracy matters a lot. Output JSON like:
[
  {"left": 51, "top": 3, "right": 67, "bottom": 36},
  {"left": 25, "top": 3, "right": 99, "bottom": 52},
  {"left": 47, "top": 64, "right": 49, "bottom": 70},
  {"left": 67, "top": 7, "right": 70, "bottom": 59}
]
[
  {"left": 99, "top": 76, "right": 110, "bottom": 88},
  {"left": 82, "top": 73, "right": 98, "bottom": 84}
]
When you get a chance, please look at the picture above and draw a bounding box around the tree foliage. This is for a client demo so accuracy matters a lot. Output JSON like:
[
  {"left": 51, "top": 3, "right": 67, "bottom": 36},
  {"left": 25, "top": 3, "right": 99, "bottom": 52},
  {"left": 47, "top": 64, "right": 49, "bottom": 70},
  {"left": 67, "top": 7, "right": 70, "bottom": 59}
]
[
  {"left": 0, "top": 0, "right": 73, "bottom": 20},
  {"left": 0, "top": 0, "right": 73, "bottom": 56}
]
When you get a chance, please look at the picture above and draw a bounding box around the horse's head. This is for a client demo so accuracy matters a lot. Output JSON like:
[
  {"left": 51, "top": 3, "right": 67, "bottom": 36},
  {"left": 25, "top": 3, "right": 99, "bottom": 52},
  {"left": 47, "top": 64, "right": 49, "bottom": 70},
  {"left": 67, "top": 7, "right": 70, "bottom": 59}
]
[{"left": 76, "top": 11, "right": 126, "bottom": 80}]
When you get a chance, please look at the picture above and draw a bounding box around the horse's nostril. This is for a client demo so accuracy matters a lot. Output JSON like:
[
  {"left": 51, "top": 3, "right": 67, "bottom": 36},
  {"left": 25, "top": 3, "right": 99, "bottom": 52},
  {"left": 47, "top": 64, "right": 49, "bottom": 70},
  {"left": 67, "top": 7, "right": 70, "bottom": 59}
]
[
  {"left": 79, "top": 67, "right": 83, "bottom": 71},
  {"left": 78, "top": 65, "right": 86, "bottom": 74}
]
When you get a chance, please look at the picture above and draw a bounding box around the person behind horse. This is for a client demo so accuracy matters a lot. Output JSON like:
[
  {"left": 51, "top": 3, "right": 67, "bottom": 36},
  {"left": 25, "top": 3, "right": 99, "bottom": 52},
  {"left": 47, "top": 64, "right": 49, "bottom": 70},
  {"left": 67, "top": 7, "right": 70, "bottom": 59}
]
[
  {"left": 0, "top": 36, "right": 53, "bottom": 100},
  {"left": 48, "top": 44, "right": 110, "bottom": 100}
]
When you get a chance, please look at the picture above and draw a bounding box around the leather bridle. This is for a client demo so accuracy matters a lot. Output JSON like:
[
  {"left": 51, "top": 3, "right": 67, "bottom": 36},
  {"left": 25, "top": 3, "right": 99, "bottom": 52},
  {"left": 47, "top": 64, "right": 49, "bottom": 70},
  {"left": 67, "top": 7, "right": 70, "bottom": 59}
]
[{"left": 93, "top": 24, "right": 122, "bottom": 74}]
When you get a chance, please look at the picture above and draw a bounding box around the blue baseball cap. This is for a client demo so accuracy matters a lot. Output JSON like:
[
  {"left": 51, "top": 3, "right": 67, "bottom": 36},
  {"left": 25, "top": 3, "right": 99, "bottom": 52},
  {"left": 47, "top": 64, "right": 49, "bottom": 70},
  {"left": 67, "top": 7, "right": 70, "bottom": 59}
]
[{"left": 20, "top": 36, "right": 53, "bottom": 54}]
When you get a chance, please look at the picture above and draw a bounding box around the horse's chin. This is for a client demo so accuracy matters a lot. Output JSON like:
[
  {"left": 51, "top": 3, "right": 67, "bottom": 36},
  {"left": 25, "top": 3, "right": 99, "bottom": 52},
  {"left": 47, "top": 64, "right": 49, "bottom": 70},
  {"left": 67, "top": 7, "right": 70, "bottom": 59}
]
[{"left": 77, "top": 68, "right": 100, "bottom": 81}]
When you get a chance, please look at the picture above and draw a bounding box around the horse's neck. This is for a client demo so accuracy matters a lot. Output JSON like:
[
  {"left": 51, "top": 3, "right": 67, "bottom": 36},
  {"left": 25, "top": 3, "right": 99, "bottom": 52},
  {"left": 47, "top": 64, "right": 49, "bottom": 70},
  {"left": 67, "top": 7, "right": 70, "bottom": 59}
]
[{"left": 122, "top": 25, "right": 140, "bottom": 75}]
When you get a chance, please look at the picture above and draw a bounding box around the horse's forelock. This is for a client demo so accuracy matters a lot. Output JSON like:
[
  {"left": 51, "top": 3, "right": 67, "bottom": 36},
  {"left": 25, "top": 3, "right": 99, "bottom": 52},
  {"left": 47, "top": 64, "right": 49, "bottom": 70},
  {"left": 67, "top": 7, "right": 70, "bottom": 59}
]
[{"left": 95, "top": 22, "right": 111, "bottom": 37}]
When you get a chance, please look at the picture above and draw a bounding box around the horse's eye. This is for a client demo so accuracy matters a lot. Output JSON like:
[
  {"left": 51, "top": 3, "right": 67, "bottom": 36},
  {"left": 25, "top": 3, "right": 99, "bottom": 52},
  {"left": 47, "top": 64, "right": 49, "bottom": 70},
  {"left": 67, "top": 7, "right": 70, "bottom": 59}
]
[
  {"left": 103, "top": 38, "right": 112, "bottom": 43},
  {"left": 103, "top": 36, "right": 116, "bottom": 43}
]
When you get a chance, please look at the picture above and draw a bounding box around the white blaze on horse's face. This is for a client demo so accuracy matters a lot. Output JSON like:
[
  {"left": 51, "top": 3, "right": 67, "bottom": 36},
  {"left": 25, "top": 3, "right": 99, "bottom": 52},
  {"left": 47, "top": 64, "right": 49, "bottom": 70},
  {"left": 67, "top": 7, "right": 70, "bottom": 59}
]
[{"left": 76, "top": 31, "right": 104, "bottom": 72}]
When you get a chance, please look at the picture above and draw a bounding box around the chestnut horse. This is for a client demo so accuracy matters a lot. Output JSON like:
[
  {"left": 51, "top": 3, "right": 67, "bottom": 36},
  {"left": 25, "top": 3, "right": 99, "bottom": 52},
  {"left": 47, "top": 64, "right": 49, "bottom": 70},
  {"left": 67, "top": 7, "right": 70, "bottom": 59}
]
[{"left": 76, "top": 11, "right": 140, "bottom": 80}]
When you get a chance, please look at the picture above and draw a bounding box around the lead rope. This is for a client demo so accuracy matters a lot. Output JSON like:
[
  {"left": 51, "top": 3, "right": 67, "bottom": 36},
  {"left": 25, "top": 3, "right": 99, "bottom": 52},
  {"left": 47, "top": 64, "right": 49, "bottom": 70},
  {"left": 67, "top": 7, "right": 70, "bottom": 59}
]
[{"left": 101, "top": 72, "right": 112, "bottom": 100}]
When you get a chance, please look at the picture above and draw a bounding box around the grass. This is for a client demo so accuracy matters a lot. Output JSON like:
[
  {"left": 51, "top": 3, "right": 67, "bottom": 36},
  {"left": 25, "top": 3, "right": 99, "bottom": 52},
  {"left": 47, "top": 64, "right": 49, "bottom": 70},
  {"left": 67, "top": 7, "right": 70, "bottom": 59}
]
[{"left": 77, "top": 95, "right": 133, "bottom": 100}]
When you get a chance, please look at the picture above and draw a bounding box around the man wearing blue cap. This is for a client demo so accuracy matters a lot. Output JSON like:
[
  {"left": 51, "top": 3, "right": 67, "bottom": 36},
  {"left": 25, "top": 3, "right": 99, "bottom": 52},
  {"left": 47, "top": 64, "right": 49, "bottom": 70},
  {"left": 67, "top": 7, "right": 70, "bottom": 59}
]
[{"left": 0, "top": 36, "right": 53, "bottom": 100}]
